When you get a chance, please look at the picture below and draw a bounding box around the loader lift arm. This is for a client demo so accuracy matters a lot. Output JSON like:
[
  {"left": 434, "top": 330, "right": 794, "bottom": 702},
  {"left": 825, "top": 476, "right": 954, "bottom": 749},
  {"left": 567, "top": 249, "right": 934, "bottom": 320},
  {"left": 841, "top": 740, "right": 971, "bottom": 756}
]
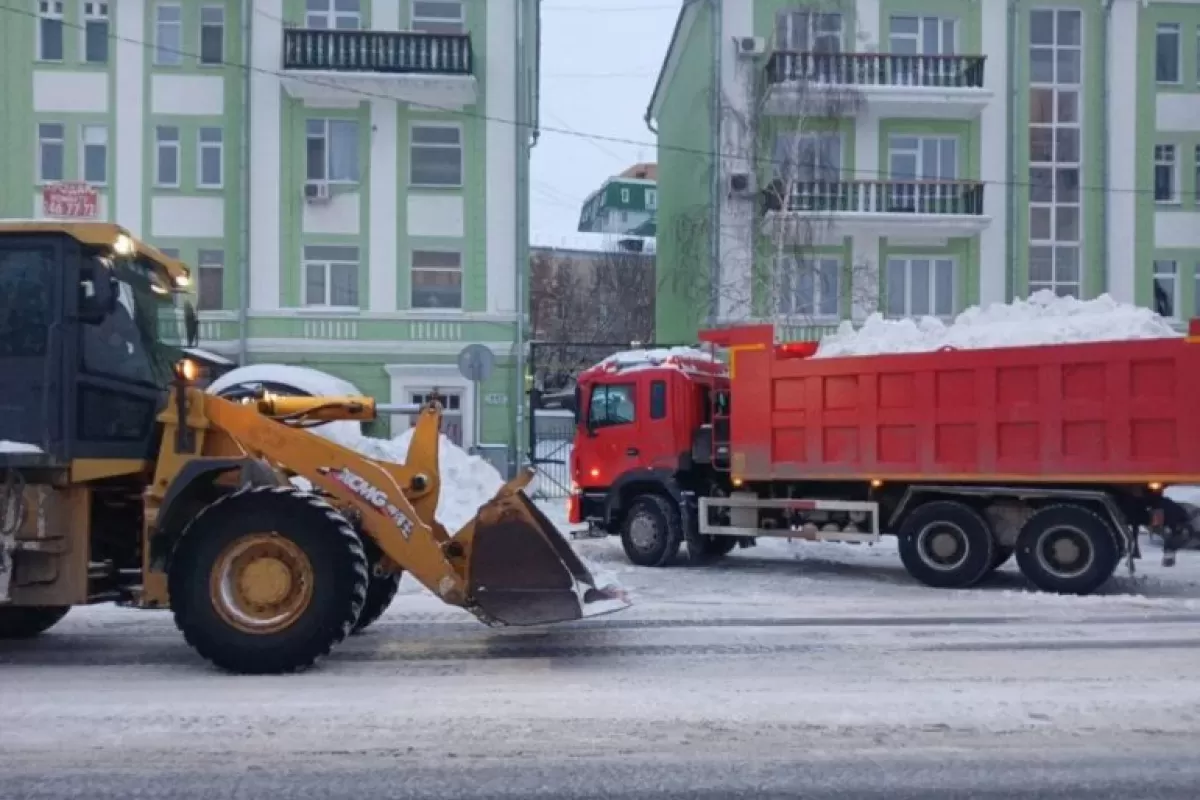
[{"left": 165, "top": 386, "right": 628, "bottom": 629}]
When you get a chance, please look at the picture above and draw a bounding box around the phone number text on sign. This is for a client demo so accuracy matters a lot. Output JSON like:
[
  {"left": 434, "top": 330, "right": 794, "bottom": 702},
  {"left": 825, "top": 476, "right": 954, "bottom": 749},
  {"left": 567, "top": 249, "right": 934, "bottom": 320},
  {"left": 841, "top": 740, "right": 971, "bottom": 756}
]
[{"left": 43, "top": 182, "right": 99, "bottom": 219}]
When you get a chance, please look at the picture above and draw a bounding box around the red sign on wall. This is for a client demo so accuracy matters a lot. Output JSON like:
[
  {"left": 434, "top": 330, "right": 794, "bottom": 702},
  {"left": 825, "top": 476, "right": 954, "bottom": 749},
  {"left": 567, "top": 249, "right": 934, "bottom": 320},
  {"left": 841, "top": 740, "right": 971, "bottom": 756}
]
[{"left": 42, "top": 182, "right": 99, "bottom": 219}]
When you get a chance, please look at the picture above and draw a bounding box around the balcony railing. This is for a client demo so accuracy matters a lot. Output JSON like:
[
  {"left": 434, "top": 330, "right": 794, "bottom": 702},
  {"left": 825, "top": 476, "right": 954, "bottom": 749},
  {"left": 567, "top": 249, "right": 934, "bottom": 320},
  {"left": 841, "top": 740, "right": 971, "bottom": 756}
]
[
  {"left": 763, "top": 180, "right": 986, "bottom": 216},
  {"left": 282, "top": 28, "right": 473, "bottom": 75},
  {"left": 766, "top": 52, "right": 986, "bottom": 89}
]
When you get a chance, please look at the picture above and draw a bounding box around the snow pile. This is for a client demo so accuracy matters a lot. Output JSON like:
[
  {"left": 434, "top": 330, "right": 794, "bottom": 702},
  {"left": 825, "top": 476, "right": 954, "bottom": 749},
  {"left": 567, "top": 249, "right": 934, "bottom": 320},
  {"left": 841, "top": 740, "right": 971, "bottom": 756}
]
[
  {"left": 814, "top": 291, "right": 1181, "bottom": 358},
  {"left": 0, "top": 440, "right": 42, "bottom": 454},
  {"left": 598, "top": 346, "right": 717, "bottom": 373}
]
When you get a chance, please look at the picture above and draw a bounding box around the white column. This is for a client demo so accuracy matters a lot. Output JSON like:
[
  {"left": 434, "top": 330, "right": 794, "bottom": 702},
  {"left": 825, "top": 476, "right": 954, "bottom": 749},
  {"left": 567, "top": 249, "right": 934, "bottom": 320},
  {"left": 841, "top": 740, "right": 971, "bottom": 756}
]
[
  {"left": 1107, "top": 0, "right": 1138, "bottom": 304},
  {"left": 717, "top": 0, "right": 755, "bottom": 321},
  {"left": 485, "top": 0, "right": 517, "bottom": 314},
  {"left": 369, "top": 100, "right": 398, "bottom": 311},
  {"left": 114, "top": 0, "right": 145, "bottom": 234},
  {"left": 977, "top": 0, "right": 1009, "bottom": 306},
  {"left": 250, "top": 0, "right": 283, "bottom": 310},
  {"left": 372, "top": 0, "right": 400, "bottom": 29},
  {"left": 856, "top": 0, "right": 881, "bottom": 50}
]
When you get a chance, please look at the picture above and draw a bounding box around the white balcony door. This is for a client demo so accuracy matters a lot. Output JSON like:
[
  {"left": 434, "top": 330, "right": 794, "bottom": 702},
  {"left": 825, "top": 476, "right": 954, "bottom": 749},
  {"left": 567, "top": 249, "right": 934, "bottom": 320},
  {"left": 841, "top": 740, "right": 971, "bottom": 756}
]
[
  {"left": 889, "top": 16, "right": 959, "bottom": 85},
  {"left": 888, "top": 135, "right": 958, "bottom": 212},
  {"left": 773, "top": 133, "right": 843, "bottom": 211},
  {"left": 775, "top": 10, "right": 844, "bottom": 53}
]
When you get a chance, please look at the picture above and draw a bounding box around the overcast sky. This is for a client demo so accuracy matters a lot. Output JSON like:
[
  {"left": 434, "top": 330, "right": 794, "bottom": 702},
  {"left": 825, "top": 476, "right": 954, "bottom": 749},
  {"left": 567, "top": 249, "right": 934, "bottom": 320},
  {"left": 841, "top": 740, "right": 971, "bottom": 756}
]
[{"left": 530, "top": 0, "right": 681, "bottom": 243}]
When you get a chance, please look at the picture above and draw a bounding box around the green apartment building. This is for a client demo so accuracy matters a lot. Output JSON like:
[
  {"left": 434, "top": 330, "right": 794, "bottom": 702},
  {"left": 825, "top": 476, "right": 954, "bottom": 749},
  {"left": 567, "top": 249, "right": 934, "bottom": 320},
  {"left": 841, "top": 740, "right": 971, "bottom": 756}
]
[
  {"left": 0, "top": 0, "right": 540, "bottom": 467},
  {"left": 647, "top": 0, "right": 1200, "bottom": 342}
]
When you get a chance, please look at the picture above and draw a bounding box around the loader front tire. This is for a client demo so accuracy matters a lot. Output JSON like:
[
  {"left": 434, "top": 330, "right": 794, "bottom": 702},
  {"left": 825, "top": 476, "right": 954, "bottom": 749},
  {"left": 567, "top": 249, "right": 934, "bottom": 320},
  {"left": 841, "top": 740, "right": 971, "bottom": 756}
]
[
  {"left": 352, "top": 539, "right": 402, "bottom": 635},
  {"left": 168, "top": 485, "right": 369, "bottom": 675},
  {"left": 0, "top": 605, "right": 69, "bottom": 639}
]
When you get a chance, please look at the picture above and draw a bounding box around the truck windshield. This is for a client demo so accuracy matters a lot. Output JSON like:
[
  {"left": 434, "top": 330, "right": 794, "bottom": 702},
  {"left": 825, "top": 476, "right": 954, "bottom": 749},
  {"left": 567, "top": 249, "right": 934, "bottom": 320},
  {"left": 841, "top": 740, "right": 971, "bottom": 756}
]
[{"left": 81, "top": 255, "right": 180, "bottom": 387}]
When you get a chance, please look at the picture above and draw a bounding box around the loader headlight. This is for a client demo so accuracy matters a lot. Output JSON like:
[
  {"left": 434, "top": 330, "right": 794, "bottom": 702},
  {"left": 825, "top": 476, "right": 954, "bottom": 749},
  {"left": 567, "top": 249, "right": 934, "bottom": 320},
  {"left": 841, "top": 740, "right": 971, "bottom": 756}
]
[
  {"left": 175, "top": 358, "right": 199, "bottom": 382},
  {"left": 113, "top": 233, "right": 135, "bottom": 257}
]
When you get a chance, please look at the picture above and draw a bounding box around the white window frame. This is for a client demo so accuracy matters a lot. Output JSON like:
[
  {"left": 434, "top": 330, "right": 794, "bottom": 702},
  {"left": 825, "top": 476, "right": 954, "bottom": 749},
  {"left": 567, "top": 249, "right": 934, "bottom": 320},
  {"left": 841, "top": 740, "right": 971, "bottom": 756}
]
[
  {"left": 199, "top": 5, "right": 225, "bottom": 66},
  {"left": 82, "top": 1, "right": 110, "bottom": 64},
  {"left": 885, "top": 257, "right": 957, "bottom": 318},
  {"left": 410, "top": 249, "right": 464, "bottom": 311},
  {"left": 1154, "top": 144, "right": 1178, "bottom": 204},
  {"left": 775, "top": 255, "right": 841, "bottom": 319},
  {"left": 305, "top": 0, "right": 362, "bottom": 30},
  {"left": 196, "top": 248, "right": 225, "bottom": 311},
  {"left": 1156, "top": 22, "right": 1181, "bottom": 84},
  {"left": 385, "top": 364, "right": 478, "bottom": 449},
  {"left": 888, "top": 15, "right": 958, "bottom": 55},
  {"left": 887, "top": 135, "right": 959, "bottom": 180},
  {"left": 1153, "top": 260, "right": 1178, "bottom": 320},
  {"left": 80, "top": 124, "right": 108, "bottom": 186},
  {"left": 411, "top": 1, "right": 465, "bottom": 34},
  {"left": 775, "top": 9, "right": 843, "bottom": 52},
  {"left": 409, "top": 122, "right": 464, "bottom": 188},
  {"left": 154, "top": 125, "right": 181, "bottom": 188},
  {"left": 1027, "top": 6, "right": 1083, "bottom": 300},
  {"left": 302, "top": 245, "right": 361, "bottom": 309},
  {"left": 36, "top": 1, "right": 64, "bottom": 63},
  {"left": 305, "top": 118, "right": 360, "bottom": 184},
  {"left": 37, "top": 122, "right": 65, "bottom": 184},
  {"left": 154, "top": 3, "right": 183, "bottom": 66},
  {"left": 197, "top": 127, "right": 224, "bottom": 189},
  {"left": 646, "top": 188, "right": 657, "bottom": 210}
]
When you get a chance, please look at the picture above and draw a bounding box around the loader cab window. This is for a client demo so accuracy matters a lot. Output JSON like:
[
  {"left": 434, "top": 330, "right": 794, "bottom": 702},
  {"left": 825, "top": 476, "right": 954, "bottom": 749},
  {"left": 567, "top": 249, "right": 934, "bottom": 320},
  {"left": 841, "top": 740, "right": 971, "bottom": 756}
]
[
  {"left": 81, "top": 255, "right": 178, "bottom": 387},
  {"left": 0, "top": 246, "right": 54, "bottom": 358},
  {"left": 588, "top": 383, "right": 635, "bottom": 428}
]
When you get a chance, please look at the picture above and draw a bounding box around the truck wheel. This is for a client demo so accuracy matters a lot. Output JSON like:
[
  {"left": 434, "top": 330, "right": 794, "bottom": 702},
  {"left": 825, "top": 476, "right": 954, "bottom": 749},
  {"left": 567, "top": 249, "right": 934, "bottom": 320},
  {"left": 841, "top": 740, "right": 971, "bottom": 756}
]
[
  {"left": 691, "top": 535, "right": 739, "bottom": 562},
  {"left": 1015, "top": 504, "right": 1120, "bottom": 596},
  {"left": 168, "top": 485, "right": 369, "bottom": 674},
  {"left": 988, "top": 544, "right": 1015, "bottom": 572},
  {"left": 352, "top": 539, "right": 402, "bottom": 635},
  {"left": 0, "top": 605, "right": 69, "bottom": 639},
  {"left": 897, "top": 501, "right": 996, "bottom": 589},
  {"left": 620, "top": 495, "right": 683, "bottom": 567}
]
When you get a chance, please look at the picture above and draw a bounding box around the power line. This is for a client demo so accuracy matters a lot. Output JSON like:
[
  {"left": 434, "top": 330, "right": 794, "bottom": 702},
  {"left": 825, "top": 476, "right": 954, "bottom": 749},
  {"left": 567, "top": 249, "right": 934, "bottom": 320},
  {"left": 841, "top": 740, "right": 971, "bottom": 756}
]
[{"left": 3, "top": 4, "right": 1172, "bottom": 199}]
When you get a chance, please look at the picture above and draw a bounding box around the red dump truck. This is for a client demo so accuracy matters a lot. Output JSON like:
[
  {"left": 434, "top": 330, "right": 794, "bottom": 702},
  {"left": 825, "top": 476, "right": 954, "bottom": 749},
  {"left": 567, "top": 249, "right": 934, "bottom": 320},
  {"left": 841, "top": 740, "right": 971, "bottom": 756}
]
[{"left": 566, "top": 322, "right": 1200, "bottom": 596}]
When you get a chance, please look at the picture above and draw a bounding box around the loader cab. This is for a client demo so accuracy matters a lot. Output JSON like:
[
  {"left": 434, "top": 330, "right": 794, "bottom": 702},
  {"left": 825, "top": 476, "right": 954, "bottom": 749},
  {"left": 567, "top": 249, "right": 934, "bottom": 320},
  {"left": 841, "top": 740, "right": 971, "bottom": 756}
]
[
  {"left": 0, "top": 222, "right": 192, "bottom": 467},
  {"left": 570, "top": 349, "right": 728, "bottom": 503}
]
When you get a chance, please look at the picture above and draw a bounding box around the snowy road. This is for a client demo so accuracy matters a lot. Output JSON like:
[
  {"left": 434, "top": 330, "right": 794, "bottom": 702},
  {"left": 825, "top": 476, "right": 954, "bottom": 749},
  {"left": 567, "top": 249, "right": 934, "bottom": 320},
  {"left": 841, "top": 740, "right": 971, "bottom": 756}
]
[{"left": 5, "top": 534, "right": 1200, "bottom": 798}]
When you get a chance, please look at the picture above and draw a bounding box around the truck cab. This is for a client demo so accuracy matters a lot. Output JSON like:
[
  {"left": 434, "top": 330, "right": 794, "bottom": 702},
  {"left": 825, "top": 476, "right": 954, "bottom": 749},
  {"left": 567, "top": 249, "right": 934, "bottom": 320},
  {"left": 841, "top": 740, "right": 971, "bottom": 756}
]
[{"left": 567, "top": 348, "right": 736, "bottom": 565}]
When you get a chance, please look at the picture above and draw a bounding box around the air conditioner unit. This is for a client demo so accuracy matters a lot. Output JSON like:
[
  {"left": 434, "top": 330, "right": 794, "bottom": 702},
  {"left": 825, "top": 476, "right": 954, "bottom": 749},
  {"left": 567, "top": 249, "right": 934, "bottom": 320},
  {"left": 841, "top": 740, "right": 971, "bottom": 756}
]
[
  {"left": 729, "top": 172, "right": 756, "bottom": 196},
  {"left": 735, "top": 36, "right": 767, "bottom": 57},
  {"left": 304, "top": 181, "right": 331, "bottom": 203}
]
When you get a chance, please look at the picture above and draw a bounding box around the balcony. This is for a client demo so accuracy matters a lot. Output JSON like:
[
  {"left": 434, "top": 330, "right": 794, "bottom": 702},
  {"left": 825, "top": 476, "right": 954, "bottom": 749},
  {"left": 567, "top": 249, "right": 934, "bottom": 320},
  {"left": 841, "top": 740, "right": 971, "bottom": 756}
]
[
  {"left": 761, "top": 179, "right": 991, "bottom": 240},
  {"left": 762, "top": 52, "right": 991, "bottom": 120},
  {"left": 280, "top": 28, "right": 477, "bottom": 107}
]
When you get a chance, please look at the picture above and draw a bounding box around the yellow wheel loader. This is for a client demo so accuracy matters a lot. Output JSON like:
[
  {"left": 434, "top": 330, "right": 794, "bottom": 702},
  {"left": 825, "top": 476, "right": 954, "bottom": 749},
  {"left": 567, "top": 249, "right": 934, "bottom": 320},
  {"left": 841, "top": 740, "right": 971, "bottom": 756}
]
[{"left": 0, "top": 222, "right": 628, "bottom": 673}]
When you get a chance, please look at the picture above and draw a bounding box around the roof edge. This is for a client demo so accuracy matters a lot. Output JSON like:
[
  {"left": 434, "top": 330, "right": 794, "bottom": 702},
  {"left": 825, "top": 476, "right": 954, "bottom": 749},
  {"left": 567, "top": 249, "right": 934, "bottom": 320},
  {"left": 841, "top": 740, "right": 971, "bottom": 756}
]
[{"left": 645, "top": 0, "right": 705, "bottom": 129}]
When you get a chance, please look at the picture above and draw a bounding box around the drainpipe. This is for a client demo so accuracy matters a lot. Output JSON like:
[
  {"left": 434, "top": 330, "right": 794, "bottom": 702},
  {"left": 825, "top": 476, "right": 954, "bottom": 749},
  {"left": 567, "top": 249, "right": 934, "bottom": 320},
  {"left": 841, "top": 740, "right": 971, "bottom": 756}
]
[
  {"left": 237, "top": 0, "right": 251, "bottom": 364},
  {"left": 1099, "top": 0, "right": 1113, "bottom": 296},
  {"left": 708, "top": 0, "right": 722, "bottom": 326},
  {"left": 513, "top": 0, "right": 528, "bottom": 476},
  {"left": 1006, "top": 0, "right": 1018, "bottom": 303}
]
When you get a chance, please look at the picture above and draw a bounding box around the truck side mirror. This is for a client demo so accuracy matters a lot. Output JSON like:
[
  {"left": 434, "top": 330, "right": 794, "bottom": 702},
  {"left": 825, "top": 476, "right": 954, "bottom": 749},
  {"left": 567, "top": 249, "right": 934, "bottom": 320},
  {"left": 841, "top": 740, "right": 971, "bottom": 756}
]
[{"left": 79, "top": 272, "right": 118, "bottom": 324}]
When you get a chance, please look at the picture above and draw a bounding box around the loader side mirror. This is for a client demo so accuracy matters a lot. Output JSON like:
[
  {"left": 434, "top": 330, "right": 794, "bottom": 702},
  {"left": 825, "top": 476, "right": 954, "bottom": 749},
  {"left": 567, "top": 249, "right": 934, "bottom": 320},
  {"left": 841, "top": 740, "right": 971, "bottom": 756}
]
[{"left": 79, "top": 271, "right": 119, "bottom": 324}]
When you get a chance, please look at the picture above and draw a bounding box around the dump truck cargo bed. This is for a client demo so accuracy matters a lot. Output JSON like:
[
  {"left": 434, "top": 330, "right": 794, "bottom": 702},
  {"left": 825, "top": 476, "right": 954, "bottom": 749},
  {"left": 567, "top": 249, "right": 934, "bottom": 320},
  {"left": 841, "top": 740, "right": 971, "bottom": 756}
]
[{"left": 723, "top": 329, "right": 1200, "bottom": 484}]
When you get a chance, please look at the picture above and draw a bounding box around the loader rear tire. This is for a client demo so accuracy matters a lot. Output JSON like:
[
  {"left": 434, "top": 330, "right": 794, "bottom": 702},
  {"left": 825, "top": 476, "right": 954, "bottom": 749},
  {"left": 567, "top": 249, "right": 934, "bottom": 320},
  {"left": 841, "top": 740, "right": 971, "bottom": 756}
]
[
  {"left": 0, "top": 605, "right": 69, "bottom": 639},
  {"left": 620, "top": 494, "right": 683, "bottom": 567},
  {"left": 897, "top": 501, "right": 996, "bottom": 589},
  {"left": 168, "top": 485, "right": 369, "bottom": 675},
  {"left": 352, "top": 539, "right": 402, "bottom": 635}
]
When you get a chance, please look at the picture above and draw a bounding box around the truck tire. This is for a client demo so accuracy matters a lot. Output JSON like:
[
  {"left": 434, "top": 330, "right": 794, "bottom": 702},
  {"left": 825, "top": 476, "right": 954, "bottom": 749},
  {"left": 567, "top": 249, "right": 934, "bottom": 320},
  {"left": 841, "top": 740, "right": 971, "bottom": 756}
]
[
  {"left": 1015, "top": 504, "right": 1120, "bottom": 596},
  {"left": 897, "top": 501, "right": 996, "bottom": 589},
  {"left": 0, "top": 605, "right": 69, "bottom": 639},
  {"left": 988, "top": 544, "right": 1015, "bottom": 572},
  {"left": 352, "top": 539, "right": 402, "bottom": 635},
  {"left": 690, "top": 535, "right": 739, "bottom": 562},
  {"left": 168, "top": 485, "right": 369, "bottom": 674},
  {"left": 620, "top": 494, "right": 683, "bottom": 567}
]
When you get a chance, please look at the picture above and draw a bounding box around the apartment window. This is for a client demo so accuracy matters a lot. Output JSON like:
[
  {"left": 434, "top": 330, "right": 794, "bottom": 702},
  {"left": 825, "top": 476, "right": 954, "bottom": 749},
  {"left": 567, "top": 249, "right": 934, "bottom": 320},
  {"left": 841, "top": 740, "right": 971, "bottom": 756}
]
[
  {"left": 411, "top": 1, "right": 465, "bottom": 34},
  {"left": 410, "top": 124, "right": 463, "bottom": 187},
  {"left": 83, "top": 2, "right": 109, "bottom": 64},
  {"left": 196, "top": 249, "right": 224, "bottom": 310},
  {"left": 889, "top": 135, "right": 958, "bottom": 180},
  {"left": 1195, "top": 145, "right": 1200, "bottom": 203},
  {"left": 410, "top": 250, "right": 463, "bottom": 309},
  {"left": 1154, "top": 144, "right": 1177, "bottom": 203},
  {"left": 37, "top": 123, "right": 65, "bottom": 183},
  {"left": 198, "top": 127, "right": 224, "bottom": 188},
  {"left": 305, "top": 0, "right": 361, "bottom": 29},
  {"left": 37, "top": 1, "right": 64, "bottom": 62},
  {"left": 155, "top": 4, "right": 183, "bottom": 66},
  {"left": 777, "top": 256, "right": 840, "bottom": 318},
  {"left": 155, "top": 126, "right": 180, "bottom": 187},
  {"left": 303, "top": 245, "right": 359, "bottom": 307},
  {"left": 1156, "top": 23, "right": 1181, "bottom": 83},
  {"left": 81, "top": 125, "right": 108, "bottom": 185},
  {"left": 200, "top": 6, "right": 225, "bottom": 65},
  {"left": 1028, "top": 7, "right": 1082, "bottom": 299},
  {"left": 305, "top": 119, "right": 359, "bottom": 183},
  {"left": 775, "top": 9, "right": 843, "bottom": 52},
  {"left": 889, "top": 15, "right": 957, "bottom": 55},
  {"left": 646, "top": 188, "right": 657, "bottom": 210},
  {"left": 886, "top": 258, "right": 955, "bottom": 317},
  {"left": 1153, "top": 260, "right": 1178, "bottom": 318},
  {"left": 772, "top": 132, "right": 842, "bottom": 181}
]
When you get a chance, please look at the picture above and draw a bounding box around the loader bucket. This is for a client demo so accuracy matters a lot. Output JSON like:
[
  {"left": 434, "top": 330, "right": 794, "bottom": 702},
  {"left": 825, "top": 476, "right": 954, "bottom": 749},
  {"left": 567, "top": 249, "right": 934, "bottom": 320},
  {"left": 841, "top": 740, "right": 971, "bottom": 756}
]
[{"left": 465, "top": 488, "right": 630, "bottom": 626}]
